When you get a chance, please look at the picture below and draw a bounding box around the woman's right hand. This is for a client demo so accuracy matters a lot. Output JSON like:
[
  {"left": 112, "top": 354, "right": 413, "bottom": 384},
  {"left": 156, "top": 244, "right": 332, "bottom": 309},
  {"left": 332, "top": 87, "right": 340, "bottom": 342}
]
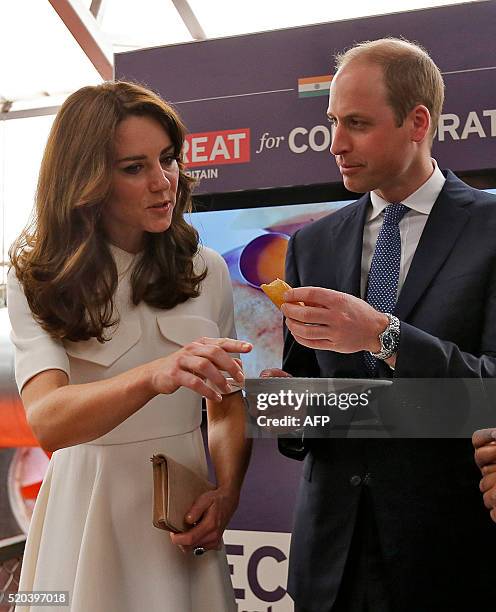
[{"left": 148, "top": 337, "right": 252, "bottom": 402}]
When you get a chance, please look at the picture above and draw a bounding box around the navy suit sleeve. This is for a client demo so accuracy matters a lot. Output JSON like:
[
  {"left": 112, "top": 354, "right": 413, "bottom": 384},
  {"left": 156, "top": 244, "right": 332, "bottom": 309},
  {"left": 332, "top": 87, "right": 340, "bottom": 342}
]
[
  {"left": 282, "top": 231, "right": 320, "bottom": 377},
  {"left": 396, "top": 261, "right": 496, "bottom": 378}
]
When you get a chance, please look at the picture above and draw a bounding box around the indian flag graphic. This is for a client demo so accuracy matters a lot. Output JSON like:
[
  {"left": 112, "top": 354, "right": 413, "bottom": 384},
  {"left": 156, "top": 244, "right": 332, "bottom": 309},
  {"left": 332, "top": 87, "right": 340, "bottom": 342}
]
[{"left": 298, "top": 75, "right": 333, "bottom": 98}]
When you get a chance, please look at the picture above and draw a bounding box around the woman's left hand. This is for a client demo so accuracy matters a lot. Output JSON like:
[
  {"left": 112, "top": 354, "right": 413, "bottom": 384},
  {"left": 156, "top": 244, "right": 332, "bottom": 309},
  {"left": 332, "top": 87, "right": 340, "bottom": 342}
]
[{"left": 169, "top": 486, "right": 239, "bottom": 552}]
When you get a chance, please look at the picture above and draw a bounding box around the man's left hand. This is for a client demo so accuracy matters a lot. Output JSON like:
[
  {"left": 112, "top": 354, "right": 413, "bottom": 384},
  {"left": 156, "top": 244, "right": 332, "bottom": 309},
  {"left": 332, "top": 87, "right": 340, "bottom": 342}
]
[
  {"left": 281, "top": 286, "right": 388, "bottom": 353},
  {"left": 473, "top": 428, "right": 496, "bottom": 522}
]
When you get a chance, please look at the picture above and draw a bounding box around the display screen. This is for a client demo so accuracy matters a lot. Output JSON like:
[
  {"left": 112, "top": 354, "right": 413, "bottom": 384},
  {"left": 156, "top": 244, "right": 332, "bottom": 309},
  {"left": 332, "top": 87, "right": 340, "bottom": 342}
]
[{"left": 190, "top": 200, "right": 352, "bottom": 377}]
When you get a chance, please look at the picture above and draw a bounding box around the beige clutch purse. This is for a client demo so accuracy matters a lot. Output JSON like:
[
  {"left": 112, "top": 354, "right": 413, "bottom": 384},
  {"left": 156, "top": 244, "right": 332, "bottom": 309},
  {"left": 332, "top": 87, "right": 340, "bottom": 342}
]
[{"left": 151, "top": 454, "right": 215, "bottom": 533}]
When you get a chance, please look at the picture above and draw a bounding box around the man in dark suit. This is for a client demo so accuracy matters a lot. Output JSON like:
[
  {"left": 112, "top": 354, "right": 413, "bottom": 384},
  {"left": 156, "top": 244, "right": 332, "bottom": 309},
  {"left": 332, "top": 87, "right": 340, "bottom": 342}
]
[{"left": 263, "top": 38, "right": 496, "bottom": 611}]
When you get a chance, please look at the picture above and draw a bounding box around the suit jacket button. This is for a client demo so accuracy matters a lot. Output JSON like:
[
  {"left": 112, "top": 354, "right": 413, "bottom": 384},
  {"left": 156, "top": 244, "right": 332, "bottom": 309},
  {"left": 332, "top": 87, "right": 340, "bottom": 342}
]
[{"left": 350, "top": 475, "right": 362, "bottom": 487}]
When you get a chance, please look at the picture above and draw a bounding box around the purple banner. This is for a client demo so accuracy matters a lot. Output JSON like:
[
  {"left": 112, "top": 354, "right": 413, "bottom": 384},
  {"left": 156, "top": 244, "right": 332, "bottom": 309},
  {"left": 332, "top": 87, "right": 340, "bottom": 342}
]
[{"left": 116, "top": 2, "right": 496, "bottom": 194}]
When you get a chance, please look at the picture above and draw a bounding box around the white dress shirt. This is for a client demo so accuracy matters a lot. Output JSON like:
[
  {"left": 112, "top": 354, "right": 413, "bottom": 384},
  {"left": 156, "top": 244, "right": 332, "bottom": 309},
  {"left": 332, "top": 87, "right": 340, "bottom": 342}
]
[{"left": 360, "top": 160, "right": 446, "bottom": 300}]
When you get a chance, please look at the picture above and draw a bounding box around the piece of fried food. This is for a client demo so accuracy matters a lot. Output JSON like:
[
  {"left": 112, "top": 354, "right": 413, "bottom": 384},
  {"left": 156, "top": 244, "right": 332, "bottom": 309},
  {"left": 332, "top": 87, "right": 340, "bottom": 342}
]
[{"left": 260, "top": 278, "right": 294, "bottom": 309}]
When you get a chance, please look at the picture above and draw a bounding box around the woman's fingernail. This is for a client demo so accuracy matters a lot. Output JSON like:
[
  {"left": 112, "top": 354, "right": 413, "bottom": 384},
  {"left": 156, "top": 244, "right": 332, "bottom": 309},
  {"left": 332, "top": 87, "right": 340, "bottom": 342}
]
[{"left": 241, "top": 342, "right": 252, "bottom": 350}]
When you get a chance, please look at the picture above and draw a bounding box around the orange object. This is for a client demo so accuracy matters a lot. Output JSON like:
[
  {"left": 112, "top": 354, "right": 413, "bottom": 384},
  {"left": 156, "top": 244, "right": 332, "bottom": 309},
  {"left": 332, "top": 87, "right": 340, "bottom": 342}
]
[
  {"left": 21, "top": 481, "right": 42, "bottom": 500},
  {"left": 260, "top": 278, "right": 293, "bottom": 309},
  {"left": 0, "top": 397, "right": 39, "bottom": 447},
  {"left": 255, "top": 235, "right": 289, "bottom": 285}
]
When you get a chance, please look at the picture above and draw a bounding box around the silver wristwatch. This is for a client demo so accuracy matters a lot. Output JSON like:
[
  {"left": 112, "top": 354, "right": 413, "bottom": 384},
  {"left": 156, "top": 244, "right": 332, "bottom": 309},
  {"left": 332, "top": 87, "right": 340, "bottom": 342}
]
[{"left": 369, "top": 313, "right": 400, "bottom": 360}]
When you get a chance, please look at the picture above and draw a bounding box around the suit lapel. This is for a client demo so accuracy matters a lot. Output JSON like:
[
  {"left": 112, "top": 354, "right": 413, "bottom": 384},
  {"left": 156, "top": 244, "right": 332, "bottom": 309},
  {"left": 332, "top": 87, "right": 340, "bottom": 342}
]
[
  {"left": 395, "top": 171, "right": 473, "bottom": 321},
  {"left": 332, "top": 194, "right": 370, "bottom": 297}
]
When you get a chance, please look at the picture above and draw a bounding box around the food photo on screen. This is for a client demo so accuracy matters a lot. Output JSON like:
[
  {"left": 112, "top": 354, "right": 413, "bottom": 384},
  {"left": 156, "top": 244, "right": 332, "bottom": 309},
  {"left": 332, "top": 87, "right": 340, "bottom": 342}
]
[{"left": 189, "top": 200, "right": 352, "bottom": 377}]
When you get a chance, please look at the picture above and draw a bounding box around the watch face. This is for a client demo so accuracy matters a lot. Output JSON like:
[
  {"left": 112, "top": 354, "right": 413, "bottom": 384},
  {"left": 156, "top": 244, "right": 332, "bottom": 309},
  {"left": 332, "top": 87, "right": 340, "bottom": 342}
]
[
  {"left": 382, "top": 330, "right": 399, "bottom": 351},
  {"left": 383, "top": 333, "right": 394, "bottom": 350}
]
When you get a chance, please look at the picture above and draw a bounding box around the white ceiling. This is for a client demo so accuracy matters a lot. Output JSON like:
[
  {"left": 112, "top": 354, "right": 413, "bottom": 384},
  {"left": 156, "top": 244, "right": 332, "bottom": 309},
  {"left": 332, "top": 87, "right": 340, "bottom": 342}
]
[{"left": 0, "top": 0, "right": 482, "bottom": 115}]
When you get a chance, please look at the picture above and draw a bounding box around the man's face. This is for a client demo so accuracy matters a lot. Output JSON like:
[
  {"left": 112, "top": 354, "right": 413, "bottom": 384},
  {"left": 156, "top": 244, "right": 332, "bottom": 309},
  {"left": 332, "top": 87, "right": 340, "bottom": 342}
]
[{"left": 327, "top": 60, "right": 416, "bottom": 200}]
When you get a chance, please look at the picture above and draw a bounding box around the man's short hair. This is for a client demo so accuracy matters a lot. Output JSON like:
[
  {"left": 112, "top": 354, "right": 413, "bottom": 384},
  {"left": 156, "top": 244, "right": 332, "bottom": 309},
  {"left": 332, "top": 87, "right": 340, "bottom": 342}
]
[{"left": 335, "top": 38, "right": 445, "bottom": 141}]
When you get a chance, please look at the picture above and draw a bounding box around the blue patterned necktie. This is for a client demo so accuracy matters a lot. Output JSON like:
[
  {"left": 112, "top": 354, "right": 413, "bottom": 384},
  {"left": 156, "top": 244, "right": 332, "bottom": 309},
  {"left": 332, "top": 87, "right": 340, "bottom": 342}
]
[{"left": 364, "top": 202, "right": 409, "bottom": 374}]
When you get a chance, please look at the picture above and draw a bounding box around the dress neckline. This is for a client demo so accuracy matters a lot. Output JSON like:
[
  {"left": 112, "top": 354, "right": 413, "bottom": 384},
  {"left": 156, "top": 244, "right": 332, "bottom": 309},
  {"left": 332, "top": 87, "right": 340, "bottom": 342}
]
[{"left": 108, "top": 243, "right": 139, "bottom": 275}]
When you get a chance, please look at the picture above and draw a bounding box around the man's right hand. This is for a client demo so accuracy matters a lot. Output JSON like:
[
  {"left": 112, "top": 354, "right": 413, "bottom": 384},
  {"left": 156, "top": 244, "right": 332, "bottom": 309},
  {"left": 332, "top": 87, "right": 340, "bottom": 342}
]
[{"left": 259, "top": 368, "right": 292, "bottom": 378}]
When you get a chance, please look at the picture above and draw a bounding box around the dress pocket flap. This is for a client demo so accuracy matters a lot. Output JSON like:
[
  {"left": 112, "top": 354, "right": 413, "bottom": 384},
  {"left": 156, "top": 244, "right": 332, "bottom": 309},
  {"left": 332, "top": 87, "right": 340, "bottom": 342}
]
[
  {"left": 63, "top": 320, "right": 141, "bottom": 367},
  {"left": 156, "top": 314, "right": 220, "bottom": 347}
]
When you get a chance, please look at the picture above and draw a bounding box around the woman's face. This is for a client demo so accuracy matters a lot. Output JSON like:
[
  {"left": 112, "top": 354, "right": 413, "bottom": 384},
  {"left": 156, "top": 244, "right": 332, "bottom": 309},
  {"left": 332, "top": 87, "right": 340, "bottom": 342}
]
[{"left": 103, "top": 114, "right": 180, "bottom": 253}]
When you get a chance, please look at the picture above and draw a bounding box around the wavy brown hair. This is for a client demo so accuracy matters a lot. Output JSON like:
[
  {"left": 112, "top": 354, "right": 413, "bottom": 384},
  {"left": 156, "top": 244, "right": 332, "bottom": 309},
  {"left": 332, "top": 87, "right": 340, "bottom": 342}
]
[{"left": 10, "top": 81, "right": 206, "bottom": 342}]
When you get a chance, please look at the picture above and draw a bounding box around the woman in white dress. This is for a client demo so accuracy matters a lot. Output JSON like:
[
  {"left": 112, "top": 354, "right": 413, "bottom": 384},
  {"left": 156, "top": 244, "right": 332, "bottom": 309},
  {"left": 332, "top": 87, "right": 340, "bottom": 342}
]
[{"left": 7, "top": 81, "right": 252, "bottom": 611}]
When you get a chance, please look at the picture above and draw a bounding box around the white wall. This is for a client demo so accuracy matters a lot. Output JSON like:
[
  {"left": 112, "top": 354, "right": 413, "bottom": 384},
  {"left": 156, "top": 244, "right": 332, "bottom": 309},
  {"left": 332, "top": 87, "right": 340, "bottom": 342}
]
[{"left": 0, "top": 114, "right": 56, "bottom": 304}]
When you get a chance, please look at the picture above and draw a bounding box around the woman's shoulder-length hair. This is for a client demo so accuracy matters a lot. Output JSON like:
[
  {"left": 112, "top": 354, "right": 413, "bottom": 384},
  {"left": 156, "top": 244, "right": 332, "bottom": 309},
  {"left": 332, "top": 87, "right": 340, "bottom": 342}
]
[{"left": 9, "top": 81, "right": 207, "bottom": 343}]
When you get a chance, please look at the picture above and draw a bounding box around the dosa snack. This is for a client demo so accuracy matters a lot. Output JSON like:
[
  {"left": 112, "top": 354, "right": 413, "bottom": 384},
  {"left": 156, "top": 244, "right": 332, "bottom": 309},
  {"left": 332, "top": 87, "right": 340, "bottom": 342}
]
[{"left": 260, "top": 278, "right": 293, "bottom": 309}]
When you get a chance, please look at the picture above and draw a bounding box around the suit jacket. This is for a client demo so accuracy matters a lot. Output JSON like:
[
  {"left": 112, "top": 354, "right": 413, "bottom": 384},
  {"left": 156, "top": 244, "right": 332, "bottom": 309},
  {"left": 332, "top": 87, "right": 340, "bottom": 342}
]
[{"left": 282, "top": 171, "right": 496, "bottom": 612}]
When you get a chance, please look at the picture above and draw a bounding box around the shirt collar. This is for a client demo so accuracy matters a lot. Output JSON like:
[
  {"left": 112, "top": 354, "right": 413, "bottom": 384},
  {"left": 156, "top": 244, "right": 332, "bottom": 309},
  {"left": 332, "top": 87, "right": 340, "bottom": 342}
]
[{"left": 369, "top": 159, "right": 446, "bottom": 221}]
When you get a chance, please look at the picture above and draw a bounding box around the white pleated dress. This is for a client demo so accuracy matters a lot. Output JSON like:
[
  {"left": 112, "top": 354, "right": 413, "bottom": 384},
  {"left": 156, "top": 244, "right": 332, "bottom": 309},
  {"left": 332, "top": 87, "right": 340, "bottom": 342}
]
[{"left": 7, "top": 245, "right": 238, "bottom": 612}]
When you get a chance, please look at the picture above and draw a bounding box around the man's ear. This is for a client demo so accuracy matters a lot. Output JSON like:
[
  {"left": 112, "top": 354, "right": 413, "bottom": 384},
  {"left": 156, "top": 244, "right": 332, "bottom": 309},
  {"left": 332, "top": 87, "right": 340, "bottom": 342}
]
[{"left": 409, "top": 104, "right": 431, "bottom": 143}]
